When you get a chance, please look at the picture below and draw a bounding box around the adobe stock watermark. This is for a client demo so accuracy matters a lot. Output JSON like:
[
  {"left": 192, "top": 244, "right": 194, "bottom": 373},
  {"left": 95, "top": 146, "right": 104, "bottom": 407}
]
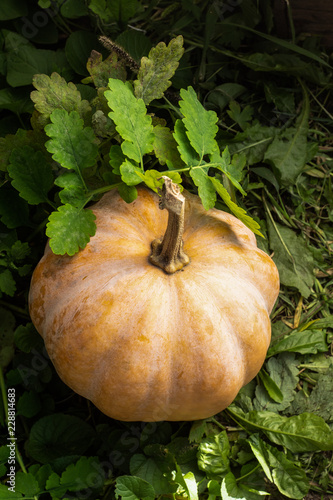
[
  {"left": 6, "top": 388, "right": 17, "bottom": 494},
  {"left": 20, "top": 1, "right": 59, "bottom": 40}
]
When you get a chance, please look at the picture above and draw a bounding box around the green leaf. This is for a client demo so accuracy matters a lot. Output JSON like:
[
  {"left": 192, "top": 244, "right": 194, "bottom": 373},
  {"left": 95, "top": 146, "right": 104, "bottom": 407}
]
[
  {"left": 197, "top": 431, "right": 230, "bottom": 477},
  {"left": 210, "top": 177, "right": 263, "bottom": 236},
  {"left": 130, "top": 454, "right": 176, "bottom": 496},
  {"left": 248, "top": 435, "right": 309, "bottom": 499},
  {"left": 45, "top": 109, "right": 98, "bottom": 175},
  {"left": 17, "top": 391, "right": 41, "bottom": 418},
  {"left": 55, "top": 172, "right": 87, "bottom": 207},
  {"left": 15, "top": 471, "right": 40, "bottom": 496},
  {"left": 8, "top": 146, "right": 53, "bottom": 205},
  {"left": 210, "top": 146, "right": 246, "bottom": 196},
  {"left": 258, "top": 369, "right": 284, "bottom": 404},
  {"left": 115, "top": 475, "right": 155, "bottom": 500},
  {"left": 227, "top": 101, "right": 253, "bottom": 131},
  {"left": 87, "top": 50, "right": 127, "bottom": 87},
  {"left": 189, "top": 167, "right": 216, "bottom": 210},
  {"left": 120, "top": 160, "right": 142, "bottom": 186},
  {"left": 254, "top": 354, "right": 299, "bottom": 412},
  {"left": 0, "top": 269, "right": 16, "bottom": 297},
  {"left": 117, "top": 184, "right": 138, "bottom": 204},
  {"left": 228, "top": 407, "right": 333, "bottom": 452},
  {"left": 264, "top": 86, "right": 310, "bottom": 187},
  {"left": 153, "top": 124, "right": 185, "bottom": 170},
  {"left": 116, "top": 30, "right": 152, "bottom": 63},
  {"left": 290, "top": 365, "right": 333, "bottom": 422},
  {"left": 267, "top": 219, "right": 315, "bottom": 298},
  {"left": 0, "top": 0, "right": 27, "bottom": 20},
  {"left": 88, "top": 0, "right": 142, "bottom": 24},
  {"left": 221, "top": 471, "right": 263, "bottom": 500},
  {"left": 31, "top": 72, "right": 91, "bottom": 125},
  {"left": 26, "top": 413, "right": 96, "bottom": 463},
  {"left": 65, "top": 30, "right": 99, "bottom": 76},
  {"left": 173, "top": 119, "right": 200, "bottom": 166},
  {"left": 14, "top": 323, "right": 43, "bottom": 353},
  {"left": 267, "top": 329, "right": 327, "bottom": 357},
  {"left": 179, "top": 86, "right": 218, "bottom": 158},
  {"left": 46, "top": 205, "right": 96, "bottom": 256},
  {"left": 60, "top": 456, "right": 102, "bottom": 491},
  {"left": 134, "top": 35, "right": 184, "bottom": 105},
  {"left": 136, "top": 170, "right": 182, "bottom": 193},
  {"left": 0, "top": 486, "right": 22, "bottom": 499},
  {"left": 105, "top": 79, "right": 155, "bottom": 163}
]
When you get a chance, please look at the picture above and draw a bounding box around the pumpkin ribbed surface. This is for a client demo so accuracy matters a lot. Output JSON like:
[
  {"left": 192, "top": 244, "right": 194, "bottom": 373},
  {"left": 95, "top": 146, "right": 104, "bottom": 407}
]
[{"left": 29, "top": 187, "right": 279, "bottom": 421}]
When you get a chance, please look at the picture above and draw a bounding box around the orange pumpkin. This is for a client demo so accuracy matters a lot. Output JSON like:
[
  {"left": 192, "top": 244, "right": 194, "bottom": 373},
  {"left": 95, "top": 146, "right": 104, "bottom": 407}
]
[{"left": 29, "top": 179, "right": 279, "bottom": 422}]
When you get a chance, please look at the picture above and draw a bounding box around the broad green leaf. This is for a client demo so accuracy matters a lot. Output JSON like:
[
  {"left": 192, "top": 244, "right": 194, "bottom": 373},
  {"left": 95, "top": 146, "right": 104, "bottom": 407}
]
[
  {"left": 105, "top": 79, "right": 154, "bottom": 163},
  {"left": 6, "top": 43, "right": 73, "bottom": 88},
  {"left": 118, "top": 184, "right": 138, "bottom": 204},
  {"left": 88, "top": 0, "right": 142, "bottom": 23},
  {"left": 197, "top": 431, "right": 230, "bottom": 477},
  {"left": 179, "top": 86, "right": 218, "bottom": 158},
  {"left": 8, "top": 146, "right": 53, "bottom": 205},
  {"left": 115, "top": 475, "right": 155, "bottom": 500},
  {"left": 65, "top": 30, "right": 99, "bottom": 76},
  {"left": 116, "top": 30, "right": 152, "bottom": 63},
  {"left": 254, "top": 353, "right": 299, "bottom": 412},
  {"left": 210, "top": 177, "right": 263, "bottom": 236},
  {"left": 228, "top": 123, "right": 276, "bottom": 166},
  {"left": 26, "top": 413, "right": 96, "bottom": 463},
  {"left": 31, "top": 72, "right": 91, "bottom": 125},
  {"left": 267, "top": 329, "right": 327, "bottom": 357},
  {"left": 258, "top": 369, "right": 284, "bottom": 404},
  {"left": 134, "top": 35, "right": 184, "bottom": 105},
  {"left": 228, "top": 407, "right": 333, "bottom": 452},
  {"left": 0, "top": 128, "right": 45, "bottom": 172},
  {"left": 45, "top": 109, "right": 98, "bottom": 175},
  {"left": 0, "top": 485, "right": 22, "bottom": 499},
  {"left": 221, "top": 471, "right": 264, "bottom": 500},
  {"left": 267, "top": 219, "right": 315, "bottom": 298},
  {"left": 14, "top": 323, "right": 43, "bottom": 353},
  {"left": 17, "top": 391, "right": 41, "bottom": 418},
  {"left": 130, "top": 454, "right": 176, "bottom": 496},
  {"left": 264, "top": 85, "right": 310, "bottom": 187},
  {"left": 46, "top": 205, "right": 96, "bottom": 256},
  {"left": 0, "top": 0, "right": 27, "bottom": 20},
  {"left": 207, "top": 83, "right": 246, "bottom": 112},
  {"left": 189, "top": 167, "right": 216, "bottom": 210},
  {"left": 182, "top": 472, "right": 198, "bottom": 500},
  {"left": 153, "top": 124, "right": 185, "bottom": 170},
  {"left": 248, "top": 435, "right": 309, "bottom": 499}
]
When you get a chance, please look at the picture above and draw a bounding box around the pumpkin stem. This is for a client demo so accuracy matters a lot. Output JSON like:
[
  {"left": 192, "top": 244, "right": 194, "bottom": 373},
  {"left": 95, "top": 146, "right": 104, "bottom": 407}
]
[{"left": 149, "top": 177, "right": 190, "bottom": 274}]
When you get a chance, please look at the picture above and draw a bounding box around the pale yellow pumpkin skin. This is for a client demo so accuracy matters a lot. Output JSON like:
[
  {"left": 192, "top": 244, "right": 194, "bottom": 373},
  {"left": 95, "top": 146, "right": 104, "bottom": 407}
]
[{"left": 29, "top": 187, "right": 279, "bottom": 422}]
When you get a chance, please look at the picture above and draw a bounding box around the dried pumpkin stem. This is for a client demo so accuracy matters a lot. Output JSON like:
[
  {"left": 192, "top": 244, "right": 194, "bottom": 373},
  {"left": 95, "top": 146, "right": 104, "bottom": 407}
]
[{"left": 149, "top": 177, "right": 190, "bottom": 274}]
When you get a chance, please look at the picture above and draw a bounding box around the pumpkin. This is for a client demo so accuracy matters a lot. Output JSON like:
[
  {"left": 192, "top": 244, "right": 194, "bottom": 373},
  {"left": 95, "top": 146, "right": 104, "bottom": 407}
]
[{"left": 29, "top": 178, "right": 279, "bottom": 422}]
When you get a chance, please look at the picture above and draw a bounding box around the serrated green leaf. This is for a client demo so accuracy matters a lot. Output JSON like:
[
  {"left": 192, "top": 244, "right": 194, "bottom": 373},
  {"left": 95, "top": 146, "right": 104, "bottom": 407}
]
[
  {"left": 173, "top": 119, "right": 200, "bottom": 166},
  {"left": 55, "top": 172, "right": 87, "bottom": 207},
  {"left": 210, "top": 177, "right": 263, "bottom": 236},
  {"left": 117, "top": 184, "right": 138, "bottom": 203},
  {"left": 227, "top": 101, "right": 253, "bottom": 131},
  {"left": 130, "top": 454, "right": 176, "bottom": 496},
  {"left": 87, "top": 50, "right": 126, "bottom": 87},
  {"left": 134, "top": 35, "right": 184, "bottom": 105},
  {"left": 8, "top": 146, "right": 53, "bottom": 205},
  {"left": 45, "top": 109, "right": 98, "bottom": 176},
  {"left": 153, "top": 124, "right": 185, "bottom": 170},
  {"left": 179, "top": 86, "right": 218, "bottom": 158},
  {"left": 210, "top": 146, "right": 246, "bottom": 196},
  {"left": 14, "top": 472, "right": 40, "bottom": 497},
  {"left": 105, "top": 79, "right": 154, "bottom": 163},
  {"left": 17, "top": 391, "right": 41, "bottom": 418},
  {"left": 46, "top": 205, "right": 96, "bottom": 256},
  {"left": 136, "top": 170, "right": 182, "bottom": 193},
  {"left": 115, "top": 475, "right": 155, "bottom": 500},
  {"left": 189, "top": 167, "right": 216, "bottom": 210},
  {"left": 60, "top": 456, "right": 101, "bottom": 491},
  {"left": 31, "top": 72, "right": 91, "bottom": 125}
]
